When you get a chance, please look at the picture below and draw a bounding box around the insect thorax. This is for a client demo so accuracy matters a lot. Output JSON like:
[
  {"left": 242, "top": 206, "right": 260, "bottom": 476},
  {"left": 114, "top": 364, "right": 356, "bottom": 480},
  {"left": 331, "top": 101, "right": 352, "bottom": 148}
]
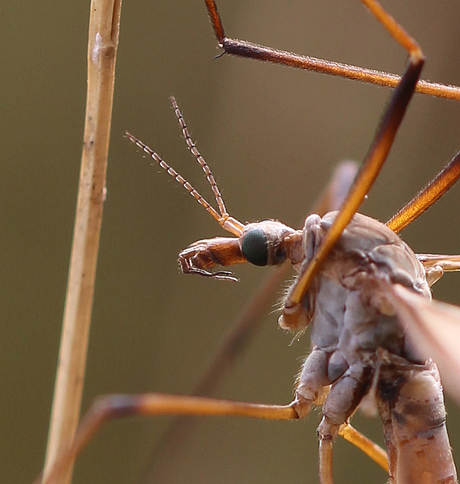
[{"left": 296, "top": 212, "right": 430, "bottom": 365}]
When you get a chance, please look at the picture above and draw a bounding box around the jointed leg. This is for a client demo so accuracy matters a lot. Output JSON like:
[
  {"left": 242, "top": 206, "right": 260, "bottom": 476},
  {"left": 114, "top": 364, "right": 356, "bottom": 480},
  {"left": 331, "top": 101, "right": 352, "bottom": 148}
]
[
  {"left": 35, "top": 394, "right": 298, "bottom": 484},
  {"left": 36, "top": 386, "right": 389, "bottom": 484},
  {"left": 386, "top": 149, "right": 460, "bottom": 232},
  {"left": 339, "top": 423, "right": 388, "bottom": 472},
  {"left": 203, "top": 0, "right": 460, "bottom": 101},
  {"left": 319, "top": 435, "right": 334, "bottom": 484}
]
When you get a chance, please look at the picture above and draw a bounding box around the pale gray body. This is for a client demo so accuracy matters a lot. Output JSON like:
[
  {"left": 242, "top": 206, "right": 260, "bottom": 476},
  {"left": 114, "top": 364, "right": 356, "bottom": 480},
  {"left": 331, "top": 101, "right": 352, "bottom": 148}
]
[
  {"left": 290, "top": 212, "right": 456, "bottom": 483},
  {"left": 296, "top": 211, "right": 429, "bottom": 405}
]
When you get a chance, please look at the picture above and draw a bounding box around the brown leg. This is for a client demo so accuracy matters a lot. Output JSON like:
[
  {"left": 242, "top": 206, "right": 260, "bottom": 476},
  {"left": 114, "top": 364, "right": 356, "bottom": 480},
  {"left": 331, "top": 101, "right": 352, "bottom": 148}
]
[
  {"left": 339, "top": 423, "right": 388, "bottom": 472},
  {"left": 318, "top": 419, "right": 388, "bottom": 483},
  {"left": 386, "top": 150, "right": 460, "bottom": 232},
  {"left": 203, "top": 0, "right": 460, "bottom": 100},
  {"left": 35, "top": 394, "right": 298, "bottom": 484},
  {"left": 319, "top": 437, "right": 334, "bottom": 484}
]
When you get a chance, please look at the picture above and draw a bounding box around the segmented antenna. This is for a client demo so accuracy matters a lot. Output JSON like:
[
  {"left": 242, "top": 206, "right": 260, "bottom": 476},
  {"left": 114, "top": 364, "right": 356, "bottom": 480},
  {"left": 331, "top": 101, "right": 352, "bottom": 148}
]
[{"left": 126, "top": 97, "right": 244, "bottom": 236}]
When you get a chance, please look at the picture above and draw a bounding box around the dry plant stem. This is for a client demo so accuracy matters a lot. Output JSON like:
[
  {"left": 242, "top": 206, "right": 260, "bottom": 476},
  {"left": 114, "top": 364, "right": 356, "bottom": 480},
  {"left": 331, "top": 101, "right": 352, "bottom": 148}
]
[{"left": 43, "top": 1, "right": 123, "bottom": 483}]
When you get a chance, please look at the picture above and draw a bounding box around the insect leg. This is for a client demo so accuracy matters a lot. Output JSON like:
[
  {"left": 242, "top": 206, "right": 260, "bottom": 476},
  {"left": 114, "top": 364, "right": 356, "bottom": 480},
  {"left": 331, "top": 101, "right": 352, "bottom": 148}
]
[
  {"left": 338, "top": 424, "right": 388, "bottom": 472},
  {"left": 316, "top": 364, "right": 374, "bottom": 484},
  {"left": 387, "top": 149, "right": 460, "bottom": 232},
  {"left": 35, "top": 394, "right": 298, "bottom": 484},
  {"left": 202, "top": 0, "right": 460, "bottom": 100}
]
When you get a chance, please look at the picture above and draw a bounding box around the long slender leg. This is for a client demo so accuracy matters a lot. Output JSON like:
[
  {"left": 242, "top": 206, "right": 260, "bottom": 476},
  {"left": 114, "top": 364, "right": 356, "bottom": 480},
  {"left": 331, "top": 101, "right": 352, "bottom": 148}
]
[
  {"left": 314, "top": 360, "right": 374, "bottom": 484},
  {"left": 35, "top": 394, "right": 298, "bottom": 484},
  {"left": 141, "top": 267, "right": 288, "bottom": 483},
  {"left": 339, "top": 424, "right": 388, "bottom": 472},
  {"left": 319, "top": 438, "right": 334, "bottom": 484},
  {"left": 280, "top": 0, "right": 425, "bottom": 329},
  {"left": 386, "top": 150, "right": 460, "bottom": 232},
  {"left": 203, "top": 0, "right": 460, "bottom": 101},
  {"left": 36, "top": 390, "right": 389, "bottom": 484},
  {"left": 417, "top": 254, "right": 460, "bottom": 275}
]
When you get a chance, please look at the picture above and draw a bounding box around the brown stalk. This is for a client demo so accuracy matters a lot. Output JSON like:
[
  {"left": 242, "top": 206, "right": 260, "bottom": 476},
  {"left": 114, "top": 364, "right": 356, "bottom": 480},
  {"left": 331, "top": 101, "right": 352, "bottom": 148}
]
[{"left": 42, "top": 1, "right": 123, "bottom": 483}]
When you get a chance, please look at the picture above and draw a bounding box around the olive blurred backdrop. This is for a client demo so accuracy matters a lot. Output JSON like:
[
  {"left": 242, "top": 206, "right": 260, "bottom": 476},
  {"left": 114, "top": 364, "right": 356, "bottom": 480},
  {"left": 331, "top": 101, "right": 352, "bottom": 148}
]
[{"left": 2, "top": 1, "right": 460, "bottom": 483}]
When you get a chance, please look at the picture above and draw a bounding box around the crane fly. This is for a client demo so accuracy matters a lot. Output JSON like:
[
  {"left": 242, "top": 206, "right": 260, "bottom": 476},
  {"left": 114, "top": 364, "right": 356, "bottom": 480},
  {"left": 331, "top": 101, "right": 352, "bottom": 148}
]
[{"left": 37, "top": 0, "right": 460, "bottom": 483}]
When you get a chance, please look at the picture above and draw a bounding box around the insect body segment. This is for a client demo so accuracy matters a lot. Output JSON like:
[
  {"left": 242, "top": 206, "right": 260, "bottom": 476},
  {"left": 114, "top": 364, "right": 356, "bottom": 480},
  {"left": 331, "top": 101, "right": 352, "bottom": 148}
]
[
  {"left": 377, "top": 356, "right": 455, "bottom": 484},
  {"left": 290, "top": 212, "right": 429, "bottom": 413}
]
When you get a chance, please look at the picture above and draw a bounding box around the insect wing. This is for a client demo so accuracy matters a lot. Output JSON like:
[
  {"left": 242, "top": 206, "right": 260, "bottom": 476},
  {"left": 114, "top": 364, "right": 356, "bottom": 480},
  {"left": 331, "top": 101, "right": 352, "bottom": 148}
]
[{"left": 389, "top": 284, "right": 460, "bottom": 405}]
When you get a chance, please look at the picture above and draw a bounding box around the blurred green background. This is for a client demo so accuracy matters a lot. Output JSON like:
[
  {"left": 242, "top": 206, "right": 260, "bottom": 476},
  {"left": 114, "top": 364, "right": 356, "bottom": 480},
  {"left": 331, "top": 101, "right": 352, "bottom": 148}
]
[{"left": 2, "top": 1, "right": 460, "bottom": 483}]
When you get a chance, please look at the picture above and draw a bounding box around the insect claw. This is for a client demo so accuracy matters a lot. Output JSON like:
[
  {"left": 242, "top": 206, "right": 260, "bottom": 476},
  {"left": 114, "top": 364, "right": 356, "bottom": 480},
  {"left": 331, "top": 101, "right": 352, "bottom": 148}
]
[
  {"left": 181, "top": 264, "right": 238, "bottom": 282},
  {"left": 210, "top": 271, "right": 239, "bottom": 282},
  {"left": 212, "top": 51, "right": 226, "bottom": 60}
]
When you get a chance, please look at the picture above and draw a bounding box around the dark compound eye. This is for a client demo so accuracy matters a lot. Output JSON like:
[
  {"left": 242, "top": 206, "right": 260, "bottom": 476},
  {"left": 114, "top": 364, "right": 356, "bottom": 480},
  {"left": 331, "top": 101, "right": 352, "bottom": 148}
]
[{"left": 241, "top": 228, "right": 268, "bottom": 266}]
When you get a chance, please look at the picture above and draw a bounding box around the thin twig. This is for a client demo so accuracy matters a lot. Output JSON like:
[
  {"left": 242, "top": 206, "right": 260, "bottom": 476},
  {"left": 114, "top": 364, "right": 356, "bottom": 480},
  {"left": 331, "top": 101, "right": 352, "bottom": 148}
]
[{"left": 42, "top": 1, "right": 123, "bottom": 483}]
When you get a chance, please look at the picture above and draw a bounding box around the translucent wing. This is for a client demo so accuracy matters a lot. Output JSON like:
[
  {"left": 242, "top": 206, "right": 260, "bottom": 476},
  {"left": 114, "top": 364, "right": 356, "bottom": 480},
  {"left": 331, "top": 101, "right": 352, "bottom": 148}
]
[{"left": 388, "top": 284, "right": 460, "bottom": 405}]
